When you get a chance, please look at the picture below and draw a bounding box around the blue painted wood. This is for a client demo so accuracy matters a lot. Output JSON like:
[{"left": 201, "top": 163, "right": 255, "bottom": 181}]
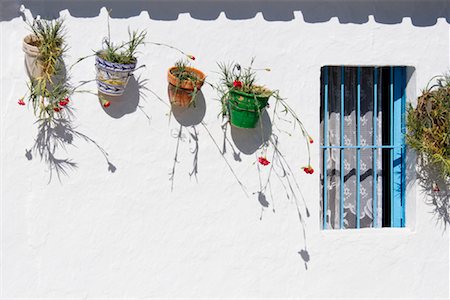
[
  {"left": 340, "top": 66, "right": 345, "bottom": 229},
  {"left": 373, "top": 67, "right": 378, "bottom": 228},
  {"left": 356, "top": 67, "right": 361, "bottom": 229},
  {"left": 323, "top": 67, "right": 329, "bottom": 230},
  {"left": 390, "top": 67, "right": 394, "bottom": 227},
  {"left": 401, "top": 67, "right": 407, "bottom": 226},
  {"left": 321, "top": 66, "right": 406, "bottom": 230},
  {"left": 392, "top": 67, "right": 406, "bottom": 227}
]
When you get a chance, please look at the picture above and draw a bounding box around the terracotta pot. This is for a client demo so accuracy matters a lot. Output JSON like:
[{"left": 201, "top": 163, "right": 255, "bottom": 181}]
[
  {"left": 95, "top": 53, "right": 137, "bottom": 96},
  {"left": 22, "top": 34, "right": 44, "bottom": 79},
  {"left": 167, "top": 66, "right": 206, "bottom": 107}
]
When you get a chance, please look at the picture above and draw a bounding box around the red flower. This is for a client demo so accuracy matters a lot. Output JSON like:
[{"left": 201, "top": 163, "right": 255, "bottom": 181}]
[
  {"left": 302, "top": 166, "right": 314, "bottom": 174},
  {"left": 309, "top": 137, "right": 314, "bottom": 144},
  {"left": 103, "top": 101, "right": 111, "bottom": 108},
  {"left": 59, "top": 98, "right": 69, "bottom": 106},
  {"left": 258, "top": 157, "right": 270, "bottom": 166},
  {"left": 233, "top": 80, "right": 242, "bottom": 89},
  {"left": 187, "top": 54, "right": 195, "bottom": 61},
  {"left": 53, "top": 107, "right": 61, "bottom": 112},
  {"left": 18, "top": 99, "right": 25, "bottom": 106}
]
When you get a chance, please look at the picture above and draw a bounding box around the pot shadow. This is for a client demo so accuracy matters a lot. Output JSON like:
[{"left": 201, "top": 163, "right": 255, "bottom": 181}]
[
  {"left": 230, "top": 110, "right": 272, "bottom": 155},
  {"left": 26, "top": 116, "right": 116, "bottom": 182},
  {"left": 168, "top": 124, "right": 200, "bottom": 191},
  {"left": 416, "top": 157, "right": 450, "bottom": 229},
  {"left": 171, "top": 90, "right": 206, "bottom": 126},
  {"left": 100, "top": 75, "right": 142, "bottom": 118},
  {"left": 168, "top": 92, "right": 205, "bottom": 191}
]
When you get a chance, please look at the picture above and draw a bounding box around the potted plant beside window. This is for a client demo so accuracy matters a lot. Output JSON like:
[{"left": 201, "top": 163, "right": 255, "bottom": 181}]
[
  {"left": 217, "top": 59, "right": 314, "bottom": 172},
  {"left": 167, "top": 59, "right": 206, "bottom": 107},
  {"left": 407, "top": 74, "right": 450, "bottom": 184},
  {"left": 95, "top": 29, "right": 146, "bottom": 97},
  {"left": 217, "top": 61, "right": 272, "bottom": 128}
]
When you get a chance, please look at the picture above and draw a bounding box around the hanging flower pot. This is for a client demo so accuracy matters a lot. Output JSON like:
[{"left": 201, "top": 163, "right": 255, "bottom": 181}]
[
  {"left": 167, "top": 60, "right": 206, "bottom": 107},
  {"left": 22, "top": 34, "right": 44, "bottom": 79},
  {"left": 94, "top": 27, "right": 146, "bottom": 97},
  {"left": 216, "top": 60, "right": 314, "bottom": 172},
  {"left": 227, "top": 88, "right": 270, "bottom": 128},
  {"left": 95, "top": 53, "right": 137, "bottom": 96},
  {"left": 20, "top": 19, "right": 71, "bottom": 123}
]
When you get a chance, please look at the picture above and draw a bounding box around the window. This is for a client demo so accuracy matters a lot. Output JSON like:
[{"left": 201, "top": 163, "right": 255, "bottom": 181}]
[{"left": 320, "top": 66, "right": 406, "bottom": 229}]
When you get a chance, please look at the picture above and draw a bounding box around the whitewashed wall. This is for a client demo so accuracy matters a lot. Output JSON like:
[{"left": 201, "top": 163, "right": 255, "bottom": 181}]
[{"left": 1, "top": 1, "right": 449, "bottom": 298}]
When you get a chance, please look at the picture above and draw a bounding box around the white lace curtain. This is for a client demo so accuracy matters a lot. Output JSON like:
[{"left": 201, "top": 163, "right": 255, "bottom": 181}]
[{"left": 321, "top": 67, "right": 384, "bottom": 229}]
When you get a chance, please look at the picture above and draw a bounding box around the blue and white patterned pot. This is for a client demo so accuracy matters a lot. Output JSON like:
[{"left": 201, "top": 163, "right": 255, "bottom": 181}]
[{"left": 95, "top": 54, "right": 137, "bottom": 96}]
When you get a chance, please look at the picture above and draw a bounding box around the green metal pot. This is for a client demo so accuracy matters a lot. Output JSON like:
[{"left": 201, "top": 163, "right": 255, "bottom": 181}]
[{"left": 228, "top": 89, "right": 270, "bottom": 128}]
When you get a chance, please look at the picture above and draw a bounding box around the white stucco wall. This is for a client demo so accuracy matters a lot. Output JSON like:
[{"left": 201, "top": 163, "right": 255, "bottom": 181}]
[{"left": 1, "top": 1, "right": 449, "bottom": 298}]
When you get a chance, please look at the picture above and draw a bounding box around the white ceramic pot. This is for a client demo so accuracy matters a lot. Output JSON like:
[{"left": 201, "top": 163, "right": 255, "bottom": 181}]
[
  {"left": 22, "top": 34, "right": 43, "bottom": 79},
  {"left": 95, "top": 53, "right": 137, "bottom": 96}
]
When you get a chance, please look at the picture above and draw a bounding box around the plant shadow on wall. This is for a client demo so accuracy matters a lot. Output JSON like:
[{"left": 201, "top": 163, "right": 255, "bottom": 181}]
[
  {"left": 99, "top": 75, "right": 151, "bottom": 122},
  {"left": 6, "top": 0, "right": 449, "bottom": 26},
  {"left": 131, "top": 57, "right": 314, "bottom": 267},
  {"left": 168, "top": 92, "right": 206, "bottom": 191},
  {"left": 216, "top": 60, "right": 313, "bottom": 270},
  {"left": 165, "top": 59, "right": 208, "bottom": 191},
  {"left": 164, "top": 58, "right": 250, "bottom": 195},
  {"left": 20, "top": 18, "right": 116, "bottom": 182},
  {"left": 407, "top": 74, "right": 450, "bottom": 228},
  {"left": 26, "top": 116, "right": 116, "bottom": 181},
  {"left": 417, "top": 163, "right": 450, "bottom": 227}
]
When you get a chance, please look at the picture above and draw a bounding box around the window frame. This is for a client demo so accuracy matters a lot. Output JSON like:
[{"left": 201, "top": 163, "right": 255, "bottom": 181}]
[{"left": 320, "top": 66, "right": 407, "bottom": 230}]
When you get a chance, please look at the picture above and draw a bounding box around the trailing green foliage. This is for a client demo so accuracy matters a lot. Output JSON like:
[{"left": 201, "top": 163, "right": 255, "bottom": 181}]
[
  {"left": 216, "top": 59, "right": 313, "bottom": 169},
  {"left": 28, "top": 18, "right": 66, "bottom": 82},
  {"left": 23, "top": 18, "right": 72, "bottom": 123},
  {"left": 172, "top": 59, "right": 201, "bottom": 82},
  {"left": 97, "top": 26, "right": 146, "bottom": 64},
  {"left": 407, "top": 74, "right": 450, "bottom": 178},
  {"left": 27, "top": 78, "right": 72, "bottom": 121},
  {"left": 217, "top": 58, "right": 272, "bottom": 97}
]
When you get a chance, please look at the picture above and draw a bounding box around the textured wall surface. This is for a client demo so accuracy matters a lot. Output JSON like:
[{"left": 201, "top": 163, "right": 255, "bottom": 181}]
[{"left": 1, "top": 1, "right": 449, "bottom": 298}]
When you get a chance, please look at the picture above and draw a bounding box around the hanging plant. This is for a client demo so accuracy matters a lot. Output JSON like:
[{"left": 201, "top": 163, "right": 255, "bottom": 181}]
[
  {"left": 216, "top": 59, "right": 313, "bottom": 172},
  {"left": 167, "top": 58, "right": 206, "bottom": 107},
  {"left": 89, "top": 11, "right": 197, "bottom": 108},
  {"left": 20, "top": 18, "right": 73, "bottom": 122},
  {"left": 407, "top": 74, "right": 450, "bottom": 180},
  {"left": 95, "top": 28, "right": 146, "bottom": 98},
  {"left": 217, "top": 60, "right": 271, "bottom": 129}
]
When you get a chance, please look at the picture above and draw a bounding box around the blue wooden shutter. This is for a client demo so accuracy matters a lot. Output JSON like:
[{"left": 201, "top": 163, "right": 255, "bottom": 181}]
[{"left": 391, "top": 66, "right": 406, "bottom": 227}]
